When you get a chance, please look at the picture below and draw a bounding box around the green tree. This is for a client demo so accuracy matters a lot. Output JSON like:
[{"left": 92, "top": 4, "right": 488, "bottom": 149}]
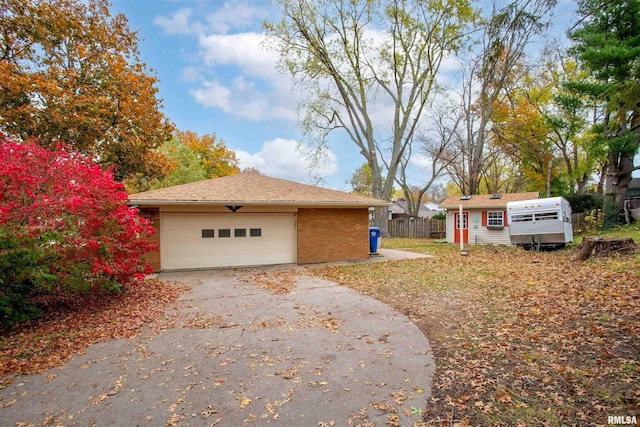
[
  {"left": 569, "top": 0, "right": 640, "bottom": 227},
  {"left": 265, "top": 0, "right": 477, "bottom": 235},
  {"left": 349, "top": 163, "right": 374, "bottom": 196},
  {"left": 150, "top": 139, "right": 208, "bottom": 189},
  {"left": 542, "top": 53, "right": 604, "bottom": 194},
  {"left": 0, "top": 0, "right": 173, "bottom": 182},
  {"left": 174, "top": 130, "right": 240, "bottom": 179}
]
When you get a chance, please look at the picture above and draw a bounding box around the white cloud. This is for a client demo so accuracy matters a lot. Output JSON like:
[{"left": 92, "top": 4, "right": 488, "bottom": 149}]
[
  {"left": 197, "top": 32, "right": 278, "bottom": 80},
  {"left": 205, "top": 1, "right": 268, "bottom": 34},
  {"left": 153, "top": 1, "right": 267, "bottom": 36},
  {"left": 189, "top": 75, "right": 296, "bottom": 121},
  {"left": 180, "top": 66, "right": 200, "bottom": 82},
  {"left": 187, "top": 31, "right": 297, "bottom": 121},
  {"left": 235, "top": 138, "right": 339, "bottom": 182},
  {"left": 189, "top": 79, "right": 232, "bottom": 111},
  {"left": 153, "top": 8, "right": 202, "bottom": 35},
  {"left": 409, "top": 153, "right": 433, "bottom": 170}
]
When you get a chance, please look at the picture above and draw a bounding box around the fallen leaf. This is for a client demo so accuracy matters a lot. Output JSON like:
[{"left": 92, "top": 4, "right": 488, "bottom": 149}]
[{"left": 239, "top": 397, "right": 252, "bottom": 408}]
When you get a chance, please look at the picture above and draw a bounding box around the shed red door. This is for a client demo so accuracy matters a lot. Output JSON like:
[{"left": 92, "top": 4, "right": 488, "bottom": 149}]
[{"left": 454, "top": 212, "right": 469, "bottom": 244}]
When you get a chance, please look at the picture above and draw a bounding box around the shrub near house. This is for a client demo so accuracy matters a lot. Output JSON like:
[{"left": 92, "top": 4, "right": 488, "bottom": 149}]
[{"left": 0, "top": 140, "right": 156, "bottom": 326}]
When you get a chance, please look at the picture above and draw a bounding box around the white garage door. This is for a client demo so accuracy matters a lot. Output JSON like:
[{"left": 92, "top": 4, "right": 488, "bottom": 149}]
[{"left": 161, "top": 213, "right": 297, "bottom": 270}]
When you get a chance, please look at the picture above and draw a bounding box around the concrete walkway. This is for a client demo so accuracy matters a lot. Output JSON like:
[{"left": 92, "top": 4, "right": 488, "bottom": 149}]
[{"left": 0, "top": 250, "right": 434, "bottom": 426}]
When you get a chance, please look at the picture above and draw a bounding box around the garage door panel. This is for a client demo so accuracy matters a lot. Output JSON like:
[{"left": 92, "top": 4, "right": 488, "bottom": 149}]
[{"left": 161, "top": 213, "right": 296, "bottom": 269}]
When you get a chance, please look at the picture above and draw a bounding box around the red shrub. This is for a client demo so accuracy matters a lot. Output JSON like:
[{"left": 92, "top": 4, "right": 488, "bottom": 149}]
[{"left": 0, "top": 138, "right": 156, "bottom": 295}]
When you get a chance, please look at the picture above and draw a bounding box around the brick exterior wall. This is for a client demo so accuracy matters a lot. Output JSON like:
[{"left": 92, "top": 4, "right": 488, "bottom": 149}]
[
  {"left": 139, "top": 208, "right": 161, "bottom": 272},
  {"left": 297, "top": 208, "right": 370, "bottom": 264}
]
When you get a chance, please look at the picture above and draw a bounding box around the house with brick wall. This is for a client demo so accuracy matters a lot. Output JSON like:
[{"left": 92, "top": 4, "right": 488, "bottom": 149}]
[{"left": 128, "top": 173, "right": 390, "bottom": 271}]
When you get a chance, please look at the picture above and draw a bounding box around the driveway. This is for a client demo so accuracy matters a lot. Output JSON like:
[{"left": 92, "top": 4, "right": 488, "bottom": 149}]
[{"left": 0, "top": 251, "right": 434, "bottom": 426}]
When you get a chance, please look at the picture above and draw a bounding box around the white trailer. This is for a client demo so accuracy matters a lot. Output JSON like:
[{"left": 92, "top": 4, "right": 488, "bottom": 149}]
[{"left": 506, "top": 197, "right": 573, "bottom": 250}]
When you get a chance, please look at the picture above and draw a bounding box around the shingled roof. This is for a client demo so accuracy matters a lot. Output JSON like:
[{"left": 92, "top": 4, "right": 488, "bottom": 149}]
[
  {"left": 439, "top": 192, "right": 540, "bottom": 209},
  {"left": 128, "top": 173, "right": 390, "bottom": 207}
]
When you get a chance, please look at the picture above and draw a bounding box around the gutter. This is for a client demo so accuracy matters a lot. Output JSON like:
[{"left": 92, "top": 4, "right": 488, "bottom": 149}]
[{"left": 127, "top": 199, "right": 391, "bottom": 208}]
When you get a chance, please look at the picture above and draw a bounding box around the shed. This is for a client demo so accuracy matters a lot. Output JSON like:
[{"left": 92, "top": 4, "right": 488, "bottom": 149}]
[
  {"left": 128, "top": 173, "right": 389, "bottom": 271},
  {"left": 439, "top": 192, "right": 540, "bottom": 245}
]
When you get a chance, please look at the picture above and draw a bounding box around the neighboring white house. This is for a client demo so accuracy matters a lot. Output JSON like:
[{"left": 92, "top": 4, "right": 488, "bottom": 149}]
[
  {"left": 389, "top": 200, "right": 441, "bottom": 219},
  {"left": 439, "top": 192, "right": 540, "bottom": 246}
]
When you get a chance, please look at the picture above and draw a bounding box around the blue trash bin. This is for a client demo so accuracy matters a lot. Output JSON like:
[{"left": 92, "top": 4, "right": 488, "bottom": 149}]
[{"left": 369, "top": 227, "right": 381, "bottom": 254}]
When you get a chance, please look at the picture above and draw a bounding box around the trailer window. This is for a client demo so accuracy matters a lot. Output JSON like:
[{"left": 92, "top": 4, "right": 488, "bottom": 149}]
[
  {"left": 487, "top": 211, "right": 504, "bottom": 227},
  {"left": 511, "top": 213, "right": 533, "bottom": 222},
  {"left": 535, "top": 211, "right": 559, "bottom": 221}
]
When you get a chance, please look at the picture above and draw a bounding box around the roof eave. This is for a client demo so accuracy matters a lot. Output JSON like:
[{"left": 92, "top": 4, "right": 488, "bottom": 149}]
[
  {"left": 128, "top": 199, "right": 391, "bottom": 208},
  {"left": 440, "top": 204, "right": 507, "bottom": 210}
]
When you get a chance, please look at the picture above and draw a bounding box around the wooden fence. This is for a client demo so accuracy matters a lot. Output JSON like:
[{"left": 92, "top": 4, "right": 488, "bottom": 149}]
[
  {"left": 572, "top": 212, "right": 587, "bottom": 233},
  {"left": 388, "top": 217, "right": 446, "bottom": 239}
]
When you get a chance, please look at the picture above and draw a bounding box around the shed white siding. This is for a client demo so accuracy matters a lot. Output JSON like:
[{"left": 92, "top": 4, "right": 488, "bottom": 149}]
[
  {"left": 445, "top": 212, "right": 455, "bottom": 244},
  {"left": 446, "top": 209, "right": 512, "bottom": 245},
  {"left": 468, "top": 211, "right": 512, "bottom": 245}
]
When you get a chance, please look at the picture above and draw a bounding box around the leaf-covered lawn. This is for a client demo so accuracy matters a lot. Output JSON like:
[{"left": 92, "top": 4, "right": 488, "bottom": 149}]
[
  {"left": 311, "top": 237, "right": 640, "bottom": 426},
  {"left": 0, "top": 279, "right": 186, "bottom": 384}
]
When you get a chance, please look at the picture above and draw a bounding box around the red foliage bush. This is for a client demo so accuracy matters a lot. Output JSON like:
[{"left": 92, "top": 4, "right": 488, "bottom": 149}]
[{"left": 0, "top": 138, "right": 156, "bottom": 299}]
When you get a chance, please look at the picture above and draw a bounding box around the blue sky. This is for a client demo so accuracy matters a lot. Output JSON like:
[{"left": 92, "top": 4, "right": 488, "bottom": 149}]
[
  {"left": 109, "top": 0, "right": 635, "bottom": 191},
  {"left": 110, "top": 0, "right": 353, "bottom": 189}
]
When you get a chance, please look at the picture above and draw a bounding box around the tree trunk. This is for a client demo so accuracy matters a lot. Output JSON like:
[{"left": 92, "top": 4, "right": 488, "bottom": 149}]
[
  {"left": 574, "top": 237, "right": 636, "bottom": 261},
  {"left": 372, "top": 207, "right": 389, "bottom": 237}
]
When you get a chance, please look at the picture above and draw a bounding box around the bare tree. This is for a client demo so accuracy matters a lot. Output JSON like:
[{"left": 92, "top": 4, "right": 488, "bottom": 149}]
[
  {"left": 445, "top": 0, "right": 557, "bottom": 195},
  {"left": 265, "top": 0, "right": 477, "bottom": 234},
  {"left": 394, "top": 98, "right": 461, "bottom": 215}
]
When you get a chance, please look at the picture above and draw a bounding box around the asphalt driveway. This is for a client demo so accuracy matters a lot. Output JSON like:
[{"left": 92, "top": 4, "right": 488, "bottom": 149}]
[{"left": 0, "top": 252, "right": 434, "bottom": 426}]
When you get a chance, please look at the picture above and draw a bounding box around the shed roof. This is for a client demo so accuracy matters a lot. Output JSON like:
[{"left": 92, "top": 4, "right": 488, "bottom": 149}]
[
  {"left": 439, "top": 192, "right": 540, "bottom": 210},
  {"left": 128, "top": 173, "right": 390, "bottom": 207}
]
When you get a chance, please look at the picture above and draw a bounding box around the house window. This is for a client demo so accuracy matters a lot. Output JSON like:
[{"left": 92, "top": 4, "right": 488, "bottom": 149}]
[
  {"left": 250, "top": 228, "right": 262, "bottom": 237},
  {"left": 456, "top": 213, "right": 467, "bottom": 229},
  {"left": 218, "top": 228, "right": 231, "bottom": 238},
  {"left": 202, "top": 229, "right": 215, "bottom": 238},
  {"left": 487, "top": 211, "right": 504, "bottom": 227},
  {"left": 234, "top": 228, "right": 246, "bottom": 237}
]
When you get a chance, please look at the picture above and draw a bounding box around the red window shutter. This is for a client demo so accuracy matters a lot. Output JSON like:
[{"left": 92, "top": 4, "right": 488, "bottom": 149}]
[
  {"left": 482, "top": 211, "right": 487, "bottom": 227},
  {"left": 503, "top": 211, "right": 507, "bottom": 225}
]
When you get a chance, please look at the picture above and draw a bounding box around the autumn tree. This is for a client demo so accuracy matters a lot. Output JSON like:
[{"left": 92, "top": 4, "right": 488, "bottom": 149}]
[
  {"left": 174, "top": 130, "right": 240, "bottom": 179},
  {"left": 136, "top": 131, "right": 239, "bottom": 191},
  {"left": 569, "top": 0, "right": 640, "bottom": 227},
  {"left": 0, "top": 0, "right": 173, "bottom": 182},
  {"left": 444, "top": 0, "right": 557, "bottom": 195},
  {"left": 0, "top": 139, "right": 155, "bottom": 326},
  {"left": 265, "top": 0, "right": 477, "bottom": 234},
  {"left": 490, "top": 63, "right": 556, "bottom": 195}
]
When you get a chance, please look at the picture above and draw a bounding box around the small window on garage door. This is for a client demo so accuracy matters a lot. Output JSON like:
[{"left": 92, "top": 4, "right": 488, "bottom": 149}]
[
  {"left": 202, "top": 229, "right": 215, "bottom": 238},
  {"left": 234, "top": 228, "right": 246, "bottom": 237},
  {"left": 218, "top": 228, "right": 231, "bottom": 238},
  {"left": 250, "top": 228, "right": 261, "bottom": 237}
]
